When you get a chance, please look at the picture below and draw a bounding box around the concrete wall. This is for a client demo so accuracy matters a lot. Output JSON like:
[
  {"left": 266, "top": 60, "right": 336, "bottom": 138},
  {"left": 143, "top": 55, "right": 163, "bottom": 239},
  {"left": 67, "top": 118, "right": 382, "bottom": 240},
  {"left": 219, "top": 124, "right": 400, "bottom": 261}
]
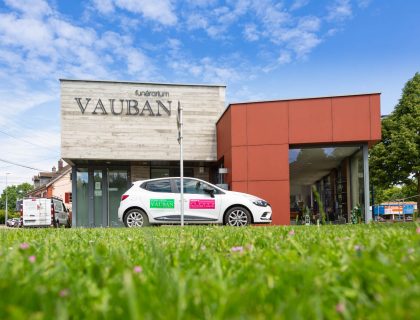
[{"left": 61, "top": 80, "right": 225, "bottom": 162}]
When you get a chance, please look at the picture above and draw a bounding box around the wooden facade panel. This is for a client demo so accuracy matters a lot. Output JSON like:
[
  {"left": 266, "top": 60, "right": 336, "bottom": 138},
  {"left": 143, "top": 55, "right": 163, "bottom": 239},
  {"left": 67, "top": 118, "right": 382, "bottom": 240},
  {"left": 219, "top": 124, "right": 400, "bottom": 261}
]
[{"left": 61, "top": 80, "right": 225, "bottom": 162}]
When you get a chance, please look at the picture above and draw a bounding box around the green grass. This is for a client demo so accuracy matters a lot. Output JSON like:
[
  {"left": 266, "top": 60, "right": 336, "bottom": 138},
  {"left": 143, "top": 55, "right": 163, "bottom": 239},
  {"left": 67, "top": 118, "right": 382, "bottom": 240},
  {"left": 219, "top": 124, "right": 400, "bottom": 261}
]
[{"left": 0, "top": 224, "right": 419, "bottom": 319}]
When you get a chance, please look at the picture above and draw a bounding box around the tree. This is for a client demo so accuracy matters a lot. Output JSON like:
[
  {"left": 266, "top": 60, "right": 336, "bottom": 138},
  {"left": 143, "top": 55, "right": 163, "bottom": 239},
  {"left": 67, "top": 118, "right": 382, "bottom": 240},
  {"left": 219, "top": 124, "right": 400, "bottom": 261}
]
[
  {"left": 0, "top": 182, "right": 34, "bottom": 211},
  {"left": 370, "top": 72, "right": 420, "bottom": 212},
  {"left": 373, "top": 182, "right": 418, "bottom": 205}
]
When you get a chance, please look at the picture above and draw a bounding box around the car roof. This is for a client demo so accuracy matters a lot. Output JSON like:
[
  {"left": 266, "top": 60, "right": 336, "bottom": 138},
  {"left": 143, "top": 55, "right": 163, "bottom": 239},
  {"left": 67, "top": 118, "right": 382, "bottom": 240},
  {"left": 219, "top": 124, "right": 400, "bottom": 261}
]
[{"left": 133, "top": 177, "right": 204, "bottom": 184}]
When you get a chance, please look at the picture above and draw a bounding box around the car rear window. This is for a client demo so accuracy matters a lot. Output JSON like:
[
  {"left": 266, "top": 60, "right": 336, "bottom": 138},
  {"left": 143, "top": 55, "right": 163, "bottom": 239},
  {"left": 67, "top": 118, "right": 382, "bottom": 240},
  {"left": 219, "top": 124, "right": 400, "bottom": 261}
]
[{"left": 142, "top": 180, "right": 172, "bottom": 193}]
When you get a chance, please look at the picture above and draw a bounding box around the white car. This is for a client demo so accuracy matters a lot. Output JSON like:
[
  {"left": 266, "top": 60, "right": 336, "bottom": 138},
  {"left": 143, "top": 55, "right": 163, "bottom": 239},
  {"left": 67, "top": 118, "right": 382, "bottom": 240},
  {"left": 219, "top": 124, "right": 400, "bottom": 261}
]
[{"left": 118, "top": 177, "right": 272, "bottom": 227}]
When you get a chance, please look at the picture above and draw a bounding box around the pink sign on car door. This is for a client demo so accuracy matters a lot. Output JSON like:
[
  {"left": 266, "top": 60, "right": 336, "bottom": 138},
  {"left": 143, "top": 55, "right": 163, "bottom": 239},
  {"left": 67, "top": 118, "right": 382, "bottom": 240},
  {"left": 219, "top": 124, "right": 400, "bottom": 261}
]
[{"left": 189, "top": 199, "right": 215, "bottom": 209}]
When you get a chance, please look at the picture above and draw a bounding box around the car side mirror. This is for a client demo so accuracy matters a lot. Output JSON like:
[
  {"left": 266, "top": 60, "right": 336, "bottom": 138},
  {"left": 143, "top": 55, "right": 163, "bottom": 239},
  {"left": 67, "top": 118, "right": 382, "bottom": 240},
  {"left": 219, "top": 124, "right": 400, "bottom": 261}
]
[{"left": 204, "top": 188, "right": 215, "bottom": 198}]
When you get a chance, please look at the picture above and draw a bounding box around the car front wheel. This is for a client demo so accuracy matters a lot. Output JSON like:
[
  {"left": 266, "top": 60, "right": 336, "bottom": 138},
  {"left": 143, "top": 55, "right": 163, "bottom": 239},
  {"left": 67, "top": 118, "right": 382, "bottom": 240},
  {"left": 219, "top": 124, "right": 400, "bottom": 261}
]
[
  {"left": 124, "top": 209, "right": 150, "bottom": 228},
  {"left": 224, "top": 207, "right": 251, "bottom": 227}
]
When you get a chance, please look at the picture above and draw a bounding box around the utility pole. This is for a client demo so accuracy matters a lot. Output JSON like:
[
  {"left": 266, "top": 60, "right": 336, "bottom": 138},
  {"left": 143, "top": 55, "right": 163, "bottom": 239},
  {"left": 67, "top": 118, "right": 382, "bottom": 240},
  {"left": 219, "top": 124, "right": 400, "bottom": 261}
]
[
  {"left": 5, "top": 172, "right": 10, "bottom": 225},
  {"left": 177, "top": 102, "right": 184, "bottom": 226}
]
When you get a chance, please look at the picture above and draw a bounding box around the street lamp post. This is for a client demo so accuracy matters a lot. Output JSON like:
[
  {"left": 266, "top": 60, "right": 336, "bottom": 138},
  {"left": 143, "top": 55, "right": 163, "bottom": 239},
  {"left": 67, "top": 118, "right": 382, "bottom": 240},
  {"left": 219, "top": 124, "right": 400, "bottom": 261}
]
[{"left": 5, "top": 172, "right": 11, "bottom": 225}]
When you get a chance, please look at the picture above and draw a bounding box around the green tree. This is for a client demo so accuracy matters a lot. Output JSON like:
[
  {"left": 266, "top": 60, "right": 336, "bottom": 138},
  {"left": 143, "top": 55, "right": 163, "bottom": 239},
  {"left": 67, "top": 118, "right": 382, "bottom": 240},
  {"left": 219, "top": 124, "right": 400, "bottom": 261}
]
[
  {"left": 370, "top": 72, "right": 420, "bottom": 211},
  {"left": 0, "top": 182, "right": 34, "bottom": 211},
  {"left": 373, "top": 182, "right": 418, "bottom": 204}
]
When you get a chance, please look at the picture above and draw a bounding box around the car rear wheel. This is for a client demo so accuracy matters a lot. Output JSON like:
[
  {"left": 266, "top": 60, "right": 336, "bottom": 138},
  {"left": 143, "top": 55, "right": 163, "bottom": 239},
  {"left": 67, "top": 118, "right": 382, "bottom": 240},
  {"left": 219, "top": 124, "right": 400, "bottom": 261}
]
[
  {"left": 224, "top": 207, "right": 251, "bottom": 227},
  {"left": 124, "top": 209, "right": 149, "bottom": 228}
]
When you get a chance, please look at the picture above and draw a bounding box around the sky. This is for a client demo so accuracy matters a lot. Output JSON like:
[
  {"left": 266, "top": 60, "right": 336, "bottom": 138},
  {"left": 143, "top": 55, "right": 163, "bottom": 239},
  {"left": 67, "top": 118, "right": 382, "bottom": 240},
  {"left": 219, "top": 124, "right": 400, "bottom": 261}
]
[{"left": 0, "top": 0, "right": 419, "bottom": 193}]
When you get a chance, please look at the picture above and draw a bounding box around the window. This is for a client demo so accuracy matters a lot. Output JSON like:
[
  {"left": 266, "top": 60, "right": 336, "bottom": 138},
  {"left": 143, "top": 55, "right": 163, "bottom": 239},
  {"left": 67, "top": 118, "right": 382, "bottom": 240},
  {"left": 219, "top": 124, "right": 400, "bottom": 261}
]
[
  {"left": 143, "top": 179, "right": 172, "bottom": 193},
  {"left": 54, "top": 200, "right": 63, "bottom": 212},
  {"left": 65, "top": 192, "right": 72, "bottom": 203},
  {"left": 175, "top": 179, "right": 220, "bottom": 195}
]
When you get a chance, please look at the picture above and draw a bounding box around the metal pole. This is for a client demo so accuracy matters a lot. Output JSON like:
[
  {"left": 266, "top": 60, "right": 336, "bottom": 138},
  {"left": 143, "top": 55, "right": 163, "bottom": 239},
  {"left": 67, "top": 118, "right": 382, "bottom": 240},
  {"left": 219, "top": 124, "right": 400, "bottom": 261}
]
[
  {"left": 5, "top": 173, "right": 10, "bottom": 225},
  {"left": 363, "top": 144, "right": 372, "bottom": 223},
  {"left": 179, "top": 102, "right": 184, "bottom": 227}
]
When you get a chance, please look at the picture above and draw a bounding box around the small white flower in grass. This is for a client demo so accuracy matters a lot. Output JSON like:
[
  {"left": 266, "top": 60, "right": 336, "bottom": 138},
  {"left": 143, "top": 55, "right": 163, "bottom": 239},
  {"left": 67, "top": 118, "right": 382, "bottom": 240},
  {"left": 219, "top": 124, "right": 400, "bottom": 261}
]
[
  {"left": 288, "top": 230, "right": 295, "bottom": 236},
  {"left": 231, "top": 246, "right": 243, "bottom": 252},
  {"left": 416, "top": 227, "right": 420, "bottom": 234},
  {"left": 246, "top": 244, "right": 254, "bottom": 251},
  {"left": 133, "top": 266, "right": 143, "bottom": 273},
  {"left": 201, "top": 245, "right": 206, "bottom": 251},
  {"left": 28, "top": 255, "right": 36, "bottom": 263},
  {"left": 407, "top": 248, "right": 415, "bottom": 254},
  {"left": 20, "top": 243, "right": 29, "bottom": 250},
  {"left": 354, "top": 245, "right": 362, "bottom": 251}
]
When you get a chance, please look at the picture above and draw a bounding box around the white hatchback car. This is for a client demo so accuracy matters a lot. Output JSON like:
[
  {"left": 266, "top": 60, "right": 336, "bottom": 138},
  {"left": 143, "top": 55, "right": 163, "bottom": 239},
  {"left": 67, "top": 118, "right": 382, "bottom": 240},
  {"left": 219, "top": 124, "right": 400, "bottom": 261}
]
[{"left": 118, "top": 177, "right": 272, "bottom": 227}]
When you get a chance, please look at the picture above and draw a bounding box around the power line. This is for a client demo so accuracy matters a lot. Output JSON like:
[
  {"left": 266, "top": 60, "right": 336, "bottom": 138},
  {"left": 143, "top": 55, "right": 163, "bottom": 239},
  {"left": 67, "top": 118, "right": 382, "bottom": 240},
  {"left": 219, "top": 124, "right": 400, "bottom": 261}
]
[
  {"left": 6, "top": 118, "right": 61, "bottom": 149},
  {"left": 0, "top": 158, "right": 49, "bottom": 171},
  {"left": 0, "top": 129, "right": 59, "bottom": 152},
  {"left": 0, "top": 156, "right": 59, "bottom": 169}
]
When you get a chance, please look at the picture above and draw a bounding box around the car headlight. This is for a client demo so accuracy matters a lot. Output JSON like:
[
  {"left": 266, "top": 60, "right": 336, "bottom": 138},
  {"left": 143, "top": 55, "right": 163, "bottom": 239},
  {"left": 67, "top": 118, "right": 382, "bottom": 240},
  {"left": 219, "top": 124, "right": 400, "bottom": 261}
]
[{"left": 253, "top": 200, "right": 269, "bottom": 207}]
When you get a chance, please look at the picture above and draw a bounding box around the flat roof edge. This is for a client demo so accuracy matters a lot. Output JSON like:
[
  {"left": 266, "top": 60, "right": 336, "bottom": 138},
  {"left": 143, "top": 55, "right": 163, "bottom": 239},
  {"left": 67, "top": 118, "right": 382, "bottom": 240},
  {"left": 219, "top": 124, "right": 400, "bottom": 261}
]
[
  {"left": 228, "top": 92, "right": 381, "bottom": 106},
  {"left": 217, "top": 92, "right": 382, "bottom": 124},
  {"left": 59, "top": 79, "right": 226, "bottom": 88}
]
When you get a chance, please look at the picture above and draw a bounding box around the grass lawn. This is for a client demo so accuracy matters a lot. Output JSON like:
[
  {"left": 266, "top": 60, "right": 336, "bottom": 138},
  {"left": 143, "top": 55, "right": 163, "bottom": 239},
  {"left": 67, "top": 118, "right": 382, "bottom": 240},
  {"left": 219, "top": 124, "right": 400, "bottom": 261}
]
[{"left": 0, "top": 224, "right": 419, "bottom": 319}]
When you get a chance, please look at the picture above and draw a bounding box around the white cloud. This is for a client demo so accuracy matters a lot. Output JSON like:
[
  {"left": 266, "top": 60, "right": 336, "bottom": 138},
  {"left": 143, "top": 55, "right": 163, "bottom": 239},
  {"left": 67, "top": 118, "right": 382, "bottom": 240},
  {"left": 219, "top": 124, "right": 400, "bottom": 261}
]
[
  {"left": 186, "top": 13, "right": 208, "bottom": 30},
  {"left": 290, "top": 0, "right": 310, "bottom": 11},
  {"left": 169, "top": 56, "right": 242, "bottom": 84},
  {"left": 4, "top": 0, "right": 52, "bottom": 18},
  {"left": 278, "top": 51, "right": 292, "bottom": 64},
  {"left": 117, "top": 0, "right": 177, "bottom": 25},
  {"left": 357, "top": 0, "right": 372, "bottom": 9},
  {"left": 92, "top": 0, "right": 115, "bottom": 14},
  {"left": 327, "top": 0, "right": 353, "bottom": 22},
  {"left": 243, "top": 24, "right": 259, "bottom": 41}
]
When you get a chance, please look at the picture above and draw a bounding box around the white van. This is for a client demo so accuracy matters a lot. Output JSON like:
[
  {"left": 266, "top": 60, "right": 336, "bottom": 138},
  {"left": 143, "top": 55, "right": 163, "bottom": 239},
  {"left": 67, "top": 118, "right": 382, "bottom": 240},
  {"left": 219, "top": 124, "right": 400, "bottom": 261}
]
[{"left": 22, "top": 198, "right": 71, "bottom": 227}]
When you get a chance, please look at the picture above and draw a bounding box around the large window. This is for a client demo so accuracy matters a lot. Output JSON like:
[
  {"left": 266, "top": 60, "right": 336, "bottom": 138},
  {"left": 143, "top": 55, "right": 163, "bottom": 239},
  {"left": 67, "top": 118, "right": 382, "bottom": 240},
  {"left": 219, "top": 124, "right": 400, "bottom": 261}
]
[
  {"left": 350, "top": 150, "right": 365, "bottom": 214},
  {"left": 76, "top": 168, "right": 89, "bottom": 227},
  {"left": 289, "top": 145, "right": 365, "bottom": 224}
]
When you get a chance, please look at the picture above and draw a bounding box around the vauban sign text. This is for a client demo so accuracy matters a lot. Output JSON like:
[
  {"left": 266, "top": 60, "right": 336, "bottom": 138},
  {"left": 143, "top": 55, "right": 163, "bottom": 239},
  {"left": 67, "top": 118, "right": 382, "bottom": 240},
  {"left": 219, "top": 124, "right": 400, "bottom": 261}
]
[{"left": 74, "top": 90, "right": 173, "bottom": 116}]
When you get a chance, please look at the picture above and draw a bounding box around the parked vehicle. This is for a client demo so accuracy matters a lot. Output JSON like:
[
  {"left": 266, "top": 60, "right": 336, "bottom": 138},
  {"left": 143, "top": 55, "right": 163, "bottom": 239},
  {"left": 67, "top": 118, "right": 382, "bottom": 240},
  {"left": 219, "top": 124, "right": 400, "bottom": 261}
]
[
  {"left": 6, "top": 218, "right": 21, "bottom": 228},
  {"left": 118, "top": 177, "right": 272, "bottom": 227},
  {"left": 22, "top": 197, "right": 71, "bottom": 228}
]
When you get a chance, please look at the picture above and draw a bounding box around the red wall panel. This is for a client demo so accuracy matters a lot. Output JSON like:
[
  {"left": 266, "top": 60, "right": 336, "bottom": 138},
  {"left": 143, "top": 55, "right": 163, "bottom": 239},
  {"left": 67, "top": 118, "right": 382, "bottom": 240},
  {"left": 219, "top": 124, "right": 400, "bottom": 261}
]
[
  {"left": 246, "top": 101, "right": 289, "bottom": 145},
  {"left": 289, "top": 98, "right": 333, "bottom": 144},
  {"left": 216, "top": 107, "right": 231, "bottom": 157},
  {"left": 231, "top": 181, "right": 248, "bottom": 193},
  {"left": 247, "top": 144, "right": 289, "bottom": 181},
  {"left": 231, "top": 146, "right": 248, "bottom": 182},
  {"left": 248, "top": 180, "right": 290, "bottom": 225},
  {"left": 332, "top": 96, "right": 371, "bottom": 142},
  {"left": 370, "top": 94, "right": 381, "bottom": 141},
  {"left": 231, "top": 105, "right": 247, "bottom": 146}
]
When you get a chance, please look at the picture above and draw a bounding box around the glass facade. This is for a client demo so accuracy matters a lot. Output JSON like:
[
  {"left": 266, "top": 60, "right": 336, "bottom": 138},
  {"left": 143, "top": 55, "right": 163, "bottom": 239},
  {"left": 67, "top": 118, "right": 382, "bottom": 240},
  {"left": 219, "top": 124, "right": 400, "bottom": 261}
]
[
  {"left": 74, "top": 166, "right": 129, "bottom": 227},
  {"left": 289, "top": 145, "right": 366, "bottom": 224},
  {"left": 108, "top": 170, "right": 128, "bottom": 227},
  {"left": 73, "top": 162, "right": 216, "bottom": 227},
  {"left": 76, "top": 168, "right": 89, "bottom": 227}
]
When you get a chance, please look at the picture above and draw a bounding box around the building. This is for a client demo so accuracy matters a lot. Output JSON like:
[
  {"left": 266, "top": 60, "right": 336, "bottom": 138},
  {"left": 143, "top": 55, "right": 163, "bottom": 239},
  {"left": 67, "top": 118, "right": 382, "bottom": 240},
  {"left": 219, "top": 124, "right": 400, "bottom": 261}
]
[
  {"left": 216, "top": 94, "right": 381, "bottom": 225},
  {"left": 61, "top": 79, "right": 225, "bottom": 227},
  {"left": 61, "top": 79, "right": 381, "bottom": 227},
  {"left": 28, "top": 160, "right": 72, "bottom": 209},
  {"left": 45, "top": 165, "right": 72, "bottom": 210}
]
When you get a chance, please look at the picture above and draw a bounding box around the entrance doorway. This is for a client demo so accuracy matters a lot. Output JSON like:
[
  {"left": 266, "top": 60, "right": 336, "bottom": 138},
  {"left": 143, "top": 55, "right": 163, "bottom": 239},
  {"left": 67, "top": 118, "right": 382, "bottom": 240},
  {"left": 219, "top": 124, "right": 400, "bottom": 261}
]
[{"left": 75, "top": 167, "right": 129, "bottom": 227}]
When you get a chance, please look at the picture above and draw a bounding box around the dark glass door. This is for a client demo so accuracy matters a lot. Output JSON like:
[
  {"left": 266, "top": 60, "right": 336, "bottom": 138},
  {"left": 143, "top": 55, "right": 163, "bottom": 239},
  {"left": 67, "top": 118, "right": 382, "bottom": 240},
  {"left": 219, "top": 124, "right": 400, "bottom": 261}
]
[{"left": 108, "top": 169, "right": 129, "bottom": 227}]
